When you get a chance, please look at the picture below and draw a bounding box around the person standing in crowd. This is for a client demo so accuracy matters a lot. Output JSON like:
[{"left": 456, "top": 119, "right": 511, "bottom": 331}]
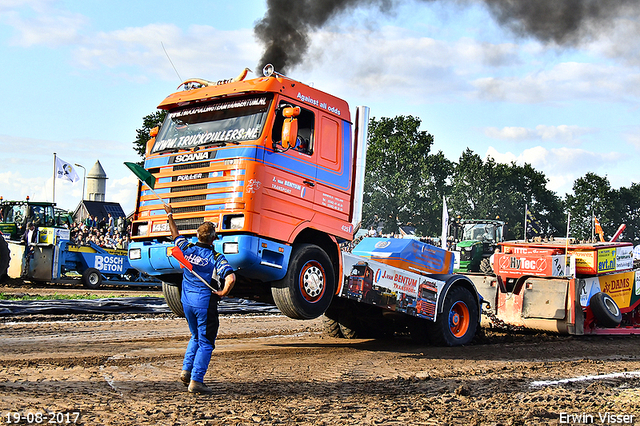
[
  {"left": 164, "top": 203, "right": 236, "bottom": 394},
  {"left": 107, "top": 213, "right": 114, "bottom": 236},
  {"left": 20, "top": 222, "right": 38, "bottom": 277}
]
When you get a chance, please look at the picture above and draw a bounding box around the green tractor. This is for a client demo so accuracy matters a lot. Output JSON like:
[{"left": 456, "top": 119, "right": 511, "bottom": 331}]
[
  {"left": 450, "top": 219, "right": 505, "bottom": 274},
  {"left": 0, "top": 198, "right": 72, "bottom": 241}
]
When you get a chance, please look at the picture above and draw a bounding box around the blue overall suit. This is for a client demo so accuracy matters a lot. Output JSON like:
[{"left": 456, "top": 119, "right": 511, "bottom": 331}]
[{"left": 175, "top": 235, "right": 234, "bottom": 384}]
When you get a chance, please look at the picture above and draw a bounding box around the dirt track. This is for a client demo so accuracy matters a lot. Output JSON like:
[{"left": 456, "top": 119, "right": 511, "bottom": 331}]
[{"left": 0, "top": 283, "right": 639, "bottom": 425}]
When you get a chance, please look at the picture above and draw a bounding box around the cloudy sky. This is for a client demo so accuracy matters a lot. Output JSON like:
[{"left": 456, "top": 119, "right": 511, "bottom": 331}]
[{"left": 1, "top": 0, "right": 639, "bottom": 215}]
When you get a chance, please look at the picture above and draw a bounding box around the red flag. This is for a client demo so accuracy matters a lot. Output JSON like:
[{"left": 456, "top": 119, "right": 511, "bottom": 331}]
[
  {"left": 594, "top": 217, "right": 605, "bottom": 242},
  {"left": 170, "top": 246, "right": 193, "bottom": 271}
]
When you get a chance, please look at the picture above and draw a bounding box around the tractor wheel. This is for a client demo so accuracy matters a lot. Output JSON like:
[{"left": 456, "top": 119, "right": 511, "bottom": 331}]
[
  {"left": 162, "top": 281, "right": 184, "bottom": 318},
  {"left": 82, "top": 268, "right": 103, "bottom": 289},
  {"left": 590, "top": 292, "right": 622, "bottom": 328},
  {"left": 271, "top": 244, "right": 335, "bottom": 320},
  {"left": 479, "top": 258, "right": 494, "bottom": 275},
  {"left": 427, "top": 286, "right": 478, "bottom": 346}
]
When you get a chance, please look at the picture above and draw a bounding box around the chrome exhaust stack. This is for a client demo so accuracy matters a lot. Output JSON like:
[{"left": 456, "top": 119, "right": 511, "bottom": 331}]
[{"left": 350, "top": 105, "right": 370, "bottom": 236}]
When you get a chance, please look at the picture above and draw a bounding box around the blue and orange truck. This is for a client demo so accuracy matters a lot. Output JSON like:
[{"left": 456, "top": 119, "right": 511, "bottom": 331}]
[{"left": 128, "top": 65, "right": 483, "bottom": 346}]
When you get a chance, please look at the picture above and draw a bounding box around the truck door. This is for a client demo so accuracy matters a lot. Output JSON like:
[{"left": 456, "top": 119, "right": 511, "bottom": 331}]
[
  {"left": 263, "top": 101, "right": 317, "bottom": 239},
  {"left": 313, "top": 115, "right": 351, "bottom": 224}
]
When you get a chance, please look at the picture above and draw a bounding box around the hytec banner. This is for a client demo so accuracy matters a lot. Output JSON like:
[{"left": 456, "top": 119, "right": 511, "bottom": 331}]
[{"left": 55, "top": 157, "right": 80, "bottom": 183}]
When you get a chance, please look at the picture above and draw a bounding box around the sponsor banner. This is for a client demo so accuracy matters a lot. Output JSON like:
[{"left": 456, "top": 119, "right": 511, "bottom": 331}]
[
  {"left": 340, "top": 252, "right": 445, "bottom": 321},
  {"left": 571, "top": 245, "right": 633, "bottom": 275},
  {"left": 616, "top": 245, "right": 633, "bottom": 271},
  {"left": 494, "top": 252, "right": 565, "bottom": 278},
  {"left": 636, "top": 271, "right": 640, "bottom": 297},
  {"left": 94, "top": 255, "right": 125, "bottom": 273},
  {"left": 599, "top": 271, "right": 634, "bottom": 309}
]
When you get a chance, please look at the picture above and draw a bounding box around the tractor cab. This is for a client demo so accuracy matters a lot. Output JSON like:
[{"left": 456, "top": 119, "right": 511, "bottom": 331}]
[{"left": 451, "top": 219, "right": 505, "bottom": 273}]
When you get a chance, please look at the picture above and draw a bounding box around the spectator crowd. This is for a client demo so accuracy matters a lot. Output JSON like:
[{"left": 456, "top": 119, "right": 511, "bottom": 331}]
[{"left": 67, "top": 213, "right": 130, "bottom": 250}]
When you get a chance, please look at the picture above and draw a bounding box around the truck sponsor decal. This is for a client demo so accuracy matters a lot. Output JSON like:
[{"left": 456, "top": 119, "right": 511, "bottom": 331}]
[
  {"left": 296, "top": 92, "right": 342, "bottom": 116},
  {"left": 169, "top": 97, "right": 267, "bottom": 119},
  {"left": 94, "top": 255, "right": 125, "bottom": 273},
  {"left": 246, "top": 179, "right": 261, "bottom": 193}
]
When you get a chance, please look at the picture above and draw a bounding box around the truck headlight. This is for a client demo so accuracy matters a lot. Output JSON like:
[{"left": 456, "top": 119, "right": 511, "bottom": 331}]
[
  {"left": 223, "top": 242, "right": 239, "bottom": 254},
  {"left": 129, "top": 248, "right": 142, "bottom": 260},
  {"left": 223, "top": 214, "right": 245, "bottom": 230},
  {"left": 133, "top": 222, "right": 149, "bottom": 237}
]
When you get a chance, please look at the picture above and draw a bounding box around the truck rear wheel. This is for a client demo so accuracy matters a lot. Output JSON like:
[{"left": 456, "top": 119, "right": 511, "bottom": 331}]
[
  {"left": 162, "top": 281, "right": 184, "bottom": 317},
  {"left": 427, "top": 286, "right": 478, "bottom": 346},
  {"left": 271, "top": 244, "right": 335, "bottom": 320},
  {"left": 590, "top": 292, "right": 621, "bottom": 328},
  {"left": 82, "top": 268, "right": 103, "bottom": 289}
]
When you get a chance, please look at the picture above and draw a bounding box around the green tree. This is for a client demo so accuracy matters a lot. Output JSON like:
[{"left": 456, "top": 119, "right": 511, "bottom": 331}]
[
  {"left": 133, "top": 110, "right": 167, "bottom": 161},
  {"left": 362, "top": 116, "right": 453, "bottom": 236},
  {"left": 448, "top": 149, "right": 563, "bottom": 239},
  {"left": 614, "top": 184, "right": 640, "bottom": 243},
  {"left": 565, "top": 172, "right": 614, "bottom": 241}
]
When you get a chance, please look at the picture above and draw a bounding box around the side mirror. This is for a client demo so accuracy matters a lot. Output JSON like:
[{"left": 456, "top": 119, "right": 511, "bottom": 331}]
[
  {"left": 276, "top": 106, "right": 300, "bottom": 151},
  {"left": 146, "top": 127, "right": 159, "bottom": 156}
]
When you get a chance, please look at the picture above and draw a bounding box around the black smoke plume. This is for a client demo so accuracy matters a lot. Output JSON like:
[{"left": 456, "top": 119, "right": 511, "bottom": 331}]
[{"left": 254, "top": 0, "right": 637, "bottom": 74}]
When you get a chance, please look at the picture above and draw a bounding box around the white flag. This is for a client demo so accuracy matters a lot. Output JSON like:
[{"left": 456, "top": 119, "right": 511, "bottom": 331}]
[
  {"left": 55, "top": 156, "right": 80, "bottom": 183},
  {"left": 441, "top": 196, "right": 449, "bottom": 249}
]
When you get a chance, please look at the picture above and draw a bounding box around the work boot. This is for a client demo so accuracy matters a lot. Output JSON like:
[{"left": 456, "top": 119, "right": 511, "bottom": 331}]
[
  {"left": 188, "top": 380, "right": 213, "bottom": 394},
  {"left": 180, "top": 370, "right": 191, "bottom": 387}
]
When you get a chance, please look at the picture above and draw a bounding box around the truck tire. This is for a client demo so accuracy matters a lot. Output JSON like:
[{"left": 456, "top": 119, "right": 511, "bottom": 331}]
[
  {"left": 162, "top": 281, "right": 184, "bottom": 317},
  {"left": 82, "top": 268, "right": 103, "bottom": 289},
  {"left": 0, "top": 237, "right": 10, "bottom": 280},
  {"left": 427, "top": 286, "right": 478, "bottom": 346},
  {"left": 271, "top": 244, "right": 335, "bottom": 320},
  {"left": 589, "top": 292, "right": 622, "bottom": 328}
]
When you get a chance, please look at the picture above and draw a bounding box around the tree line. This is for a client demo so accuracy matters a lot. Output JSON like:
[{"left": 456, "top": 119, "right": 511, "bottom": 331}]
[{"left": 363, "top": 115, "right": 640, "bottom": 244}]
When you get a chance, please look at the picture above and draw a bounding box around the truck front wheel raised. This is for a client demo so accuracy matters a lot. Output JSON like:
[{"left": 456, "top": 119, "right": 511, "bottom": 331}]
[
  {"left": 428, "top": 286, "right": 478, "bottom": 346},
  {"left": 82, "top": 268, "right": 103, "bottom": 289},
  {"left": 272, "top": 244, "right": 335, "bottom": 320}
]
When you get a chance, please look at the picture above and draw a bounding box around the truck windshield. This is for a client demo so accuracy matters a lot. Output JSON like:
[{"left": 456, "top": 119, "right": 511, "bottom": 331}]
[{"left": 152, "top": 95, "right": 272, "bottom": 153}]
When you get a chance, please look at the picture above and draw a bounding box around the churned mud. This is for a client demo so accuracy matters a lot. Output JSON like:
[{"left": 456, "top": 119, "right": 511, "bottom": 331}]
[{"left": 0, "top": 283, "right": 639, "bottom": 425}]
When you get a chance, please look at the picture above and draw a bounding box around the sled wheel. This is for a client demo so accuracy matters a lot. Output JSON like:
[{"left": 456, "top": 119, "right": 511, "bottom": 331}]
[
  {"left": 428, "top": 286, "right": 478, "bottom": 346},
  {"left": 82, "top": 268, "right": 103, "bottom": 289},
  {"left": 272, "top": 244, "right": 334, "bottom": 320},
  {"left": 322, "top": 315, "right": 343, "bottom": 338},
  {"left": 590, "top": 292, "right": 622, "bottom": 328},
  {"left": 162, "top": 281, "right": 184, "bottom": 318}
]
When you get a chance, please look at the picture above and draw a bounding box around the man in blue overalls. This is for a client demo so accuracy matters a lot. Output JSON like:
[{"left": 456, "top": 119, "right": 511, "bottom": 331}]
[{"left": 165, "top": 204, "right": 236, "bottom": 394}]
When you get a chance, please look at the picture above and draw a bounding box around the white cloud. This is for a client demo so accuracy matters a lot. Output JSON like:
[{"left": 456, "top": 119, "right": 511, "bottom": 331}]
[
  {"left": 484, "top": 124, "right": 594, "bottom": 144},
  {"left": 485, "top": 145, "right": 626, "bottom": 195},
  {"left": 2, "top": 3, "right": 87, "bottom": 47},
  {"left": 472, "top": 62, "right": 640, "bottom": 104}
]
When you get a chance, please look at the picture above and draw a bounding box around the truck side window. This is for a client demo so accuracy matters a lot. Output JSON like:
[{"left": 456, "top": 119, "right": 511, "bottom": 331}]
[{"left": 272, "top": 102, "right": 314, "bottom": 155}]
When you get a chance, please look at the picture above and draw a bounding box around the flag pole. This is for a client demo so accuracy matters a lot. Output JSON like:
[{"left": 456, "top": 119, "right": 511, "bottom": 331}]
[
  {"left": 52, "top": 152, "right": 56, "bottom": 204},
  {"left": 565, "top": 212, "right": 571, "bottom": 275},
  {"left": 523, "top": 204, "right": 527, "bottom": 241}
]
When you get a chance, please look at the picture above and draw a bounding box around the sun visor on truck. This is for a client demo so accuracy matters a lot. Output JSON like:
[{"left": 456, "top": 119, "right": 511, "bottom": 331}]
[{"left": 352, "top": 238, "right": 454, "bottom": 275}]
